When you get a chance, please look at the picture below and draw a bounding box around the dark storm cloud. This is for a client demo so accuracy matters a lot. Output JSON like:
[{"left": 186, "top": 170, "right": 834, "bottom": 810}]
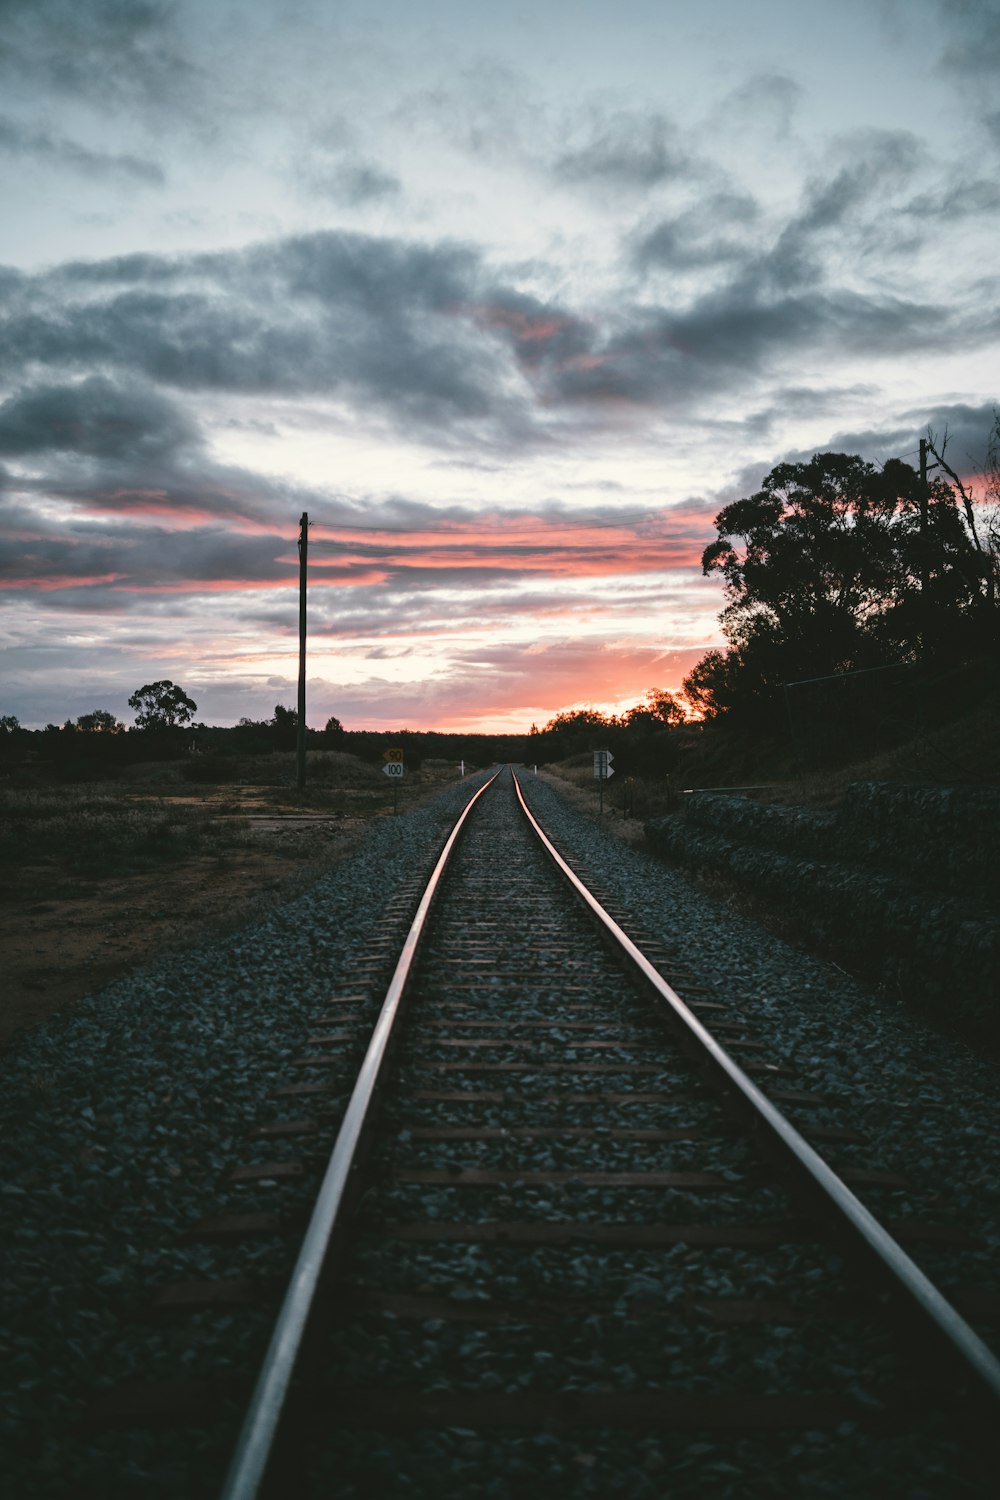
[
  {"left": 0, "top": 190, "right": 990, "bottom": 460},
  {"left": 50, "top": 251, "right": 185, "bottom": 287},
  {"left": 0, "top": 232, "right": 533, "bottom": 440},
  {"left": 915, "top": 401, "right": 998, "bottom": 469},
  {"left": 720, "top": 400, "right": 997, "bottom": 500},
  {"left": 758, "top": 130, "right": 925, "bottom": 292},
  {"left": 0, "top": 496, "right": 296, "bottom": 594},
  {"left": 902, "top": 176, "right": 1000, "bottom": 220},
  {"left": 539, "top": 281, "right": 946, "bottom": 413},
  {"left": 553, "top": 110, "right": 693, "bottom": 189},
  {"left": 0, "top": 376, "right": 199, "bottom": 461},
  {"left": 731, "top": 399, "right": 994, "bottom": 481},
  {"left": 935, "top": 0, "right": 1000, "bottom": 81},
  {"left": 747, "top": 383, "right": 880, "bottom": 436},
  {"left": 0, "top": 0, "right": 201, "bottom": 115},
  {"left": 306, "top": 157, "right": 402, "bottom": 206},
  {"left": 929, "top": 0, "right": 1000, "bottom": 150},
  {"left": 0, "top": 113, "right": 164, "bottom": 184},
  {"left": 393, "top": 58, "right": 545, "bottom": 166},
  {"left": 587, "top": 129, "right": 980, "bottom": 410},
  {"left": 469, "top": 288, "right": 593, "bottom": 370},
  {"left": 632, "top": 191, "right": 761, "bottom": 271},
  {"left": 717, "top": 72, "right": 802, "bottom": 135}
]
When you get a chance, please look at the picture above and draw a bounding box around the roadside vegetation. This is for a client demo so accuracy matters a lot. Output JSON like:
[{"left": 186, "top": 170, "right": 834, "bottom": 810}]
[{"left": 0, "top": 783, "right": 252, "bottom": 892}]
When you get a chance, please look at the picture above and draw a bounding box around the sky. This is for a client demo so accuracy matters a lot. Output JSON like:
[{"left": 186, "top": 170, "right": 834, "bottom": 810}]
[{"left": 1, "top": 0, "right": 998, "bottom": 733}]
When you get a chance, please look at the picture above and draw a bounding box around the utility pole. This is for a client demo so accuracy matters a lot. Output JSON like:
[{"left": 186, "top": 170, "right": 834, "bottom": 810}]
[
  {"left": 296, "top": 511, "right": 308, "bottom": 790},
  {"left": 919, "top": 440, "right": 928, "bottom": 662}
]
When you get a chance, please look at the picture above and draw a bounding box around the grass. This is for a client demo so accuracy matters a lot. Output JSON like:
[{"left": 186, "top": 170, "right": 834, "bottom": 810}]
[
  {"left": 540, "top": 757, "right": 678, "bottom": 831},
  {"left": 0, "top": 783, "right": 255, "bottom": 890},
  {"left": 0, "top": 748, "right": 469, "bottom": 900}
]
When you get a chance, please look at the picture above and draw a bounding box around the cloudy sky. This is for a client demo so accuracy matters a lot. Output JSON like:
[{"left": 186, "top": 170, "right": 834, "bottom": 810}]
[{"left": 1, "top": 0, "right": 998, "bottom": 731}]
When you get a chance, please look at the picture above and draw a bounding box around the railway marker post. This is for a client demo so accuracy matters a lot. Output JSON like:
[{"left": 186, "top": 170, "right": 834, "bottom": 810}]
[
  {"left": 593, "top": 748, "right": 614, "bottom": 813},
  {"left": 383, "top": 747, "right": 404, "bottom": 812}
]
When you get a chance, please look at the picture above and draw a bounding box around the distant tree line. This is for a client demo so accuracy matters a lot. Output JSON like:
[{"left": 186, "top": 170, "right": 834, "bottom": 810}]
[{"left": 0, "top": 682, "right": 694, "bottom": 783}]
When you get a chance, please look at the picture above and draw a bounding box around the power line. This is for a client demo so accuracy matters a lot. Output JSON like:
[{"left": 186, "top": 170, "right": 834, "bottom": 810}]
[
  {"left": 311, "top": 510, "right": 679, "bottom": 541},
  {"left": 888, "top": 446, "right": 923, "bottom": 463}
]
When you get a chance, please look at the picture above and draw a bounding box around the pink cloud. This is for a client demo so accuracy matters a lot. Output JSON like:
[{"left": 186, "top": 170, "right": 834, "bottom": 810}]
[
  {"left": 310, "top": 511, "right": 707, "bottom": 578},
  {"left": 3, "top": 573, "right": 127, "bottom": 591}
]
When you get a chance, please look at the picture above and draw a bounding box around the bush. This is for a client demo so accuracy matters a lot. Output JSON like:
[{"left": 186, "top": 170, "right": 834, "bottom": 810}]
[{"left": 181, "top": 755, "right": 240, "bottom": 784}]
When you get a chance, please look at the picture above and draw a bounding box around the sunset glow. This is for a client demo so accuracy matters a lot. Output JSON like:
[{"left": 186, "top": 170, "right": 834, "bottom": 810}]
[{"left": 1, "top": 1, "right": 997, "bottom": 731}]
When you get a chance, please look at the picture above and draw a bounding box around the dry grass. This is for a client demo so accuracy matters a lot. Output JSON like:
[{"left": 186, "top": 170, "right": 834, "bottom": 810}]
[
  {"left": 0, "top": 783, "right": 254, "bottom": 892},
  {"left": 758, "top": 690, "right": 1000, "bottom": 809},
  {"left": 0, "top": 750, "right": 467, "bottom": 1046},
  {"left": 532, "top": 767, "right": 659, "bottom": 848}
]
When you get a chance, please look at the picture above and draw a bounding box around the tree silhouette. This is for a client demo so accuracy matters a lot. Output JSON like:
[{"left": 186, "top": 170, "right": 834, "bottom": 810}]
[
  {"left": 624, "top": 689, "right": 687, "bottom": 728},
  {"left": 128, "top": 681, "right": 197, "bottom": 731},
  {"left": 73, "top": 710, "right": 124, "bottom": 733},
  {"left": 686, "top": 450, "right": 987, "bottom": 722},
  {"left": 271, "top": 704, "right": 298, "bottom": 749}
]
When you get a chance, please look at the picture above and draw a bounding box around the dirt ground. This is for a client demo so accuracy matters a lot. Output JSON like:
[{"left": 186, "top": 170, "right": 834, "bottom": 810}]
[{"left": 0, "top": 784, "right": 393, "bottom": 1052}]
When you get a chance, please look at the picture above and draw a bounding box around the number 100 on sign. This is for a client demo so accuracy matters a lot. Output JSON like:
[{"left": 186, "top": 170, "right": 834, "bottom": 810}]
[{"left": 382, "top": 748, "right": 404, "bottom": 779}]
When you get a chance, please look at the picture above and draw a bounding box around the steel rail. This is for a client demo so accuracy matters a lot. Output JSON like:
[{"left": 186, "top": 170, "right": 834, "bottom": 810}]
[
  {"left": 511, "top": 768, "right": 1000, "bottom": 1411},
  {"left": 218, "top": 768, "right": 503, "bottom": 1500}
]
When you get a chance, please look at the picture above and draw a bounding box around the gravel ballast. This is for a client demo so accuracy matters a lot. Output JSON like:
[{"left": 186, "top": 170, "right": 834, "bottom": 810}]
[{"left": 2, "top": 766, "right": 998, "bottom": 1499}]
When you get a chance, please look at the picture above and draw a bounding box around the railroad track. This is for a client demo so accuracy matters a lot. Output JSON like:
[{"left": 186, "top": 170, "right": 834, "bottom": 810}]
[
  {"left": 200, "top": 768, "right": 995, "bottom": 1494},
  {"left": 186, "top": 764, "right": 995, "bottom": 1499}
]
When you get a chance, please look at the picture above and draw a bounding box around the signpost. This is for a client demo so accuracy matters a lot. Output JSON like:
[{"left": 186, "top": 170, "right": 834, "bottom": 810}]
[
  {"left": 383, "top": 748, "right": 404, "bottom": 812},
  {"left": 593, "top": 748, "right": 614, "bottom": 813}
]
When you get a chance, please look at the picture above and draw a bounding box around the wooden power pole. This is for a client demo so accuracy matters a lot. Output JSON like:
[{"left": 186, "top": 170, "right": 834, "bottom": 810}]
[
  {"left": 296, "top": 511, "right": 308, "bottom": 790},
  {"left": 919, "top": 439, "right": 928, "bottom": 661}
]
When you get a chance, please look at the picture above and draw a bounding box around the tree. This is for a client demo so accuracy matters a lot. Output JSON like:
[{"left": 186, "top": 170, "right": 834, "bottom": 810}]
[
  {"left": 942, "top": 409, "right": 1000, "bottom": 611},
  {"left": 73, "top": 709, "right": 124, "bottom": 733},
  {"left": 624, "top": 689, "right": 688, "bottom": 729},
  {"left": 271, "top": 703, "right": 298, "bottom": 749},
  {"left": 702, "top": 454, "right": 903, "bottom": 664},
  {"left": 688, "top": 450, "right": 987, "bottom": 721},
  {"left": 542, "top": 708, "right": 611, "bottom": 733},
  {"left": 0, "top": 714, "right": 20, "bottom": 735},
  {"left": 128, "top": 680, "right": 197, "bottom": 731}
]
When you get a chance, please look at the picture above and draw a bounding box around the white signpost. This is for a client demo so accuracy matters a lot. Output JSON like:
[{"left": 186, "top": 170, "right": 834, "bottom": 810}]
[
  {"left": 593, "top": 749, "right": 614, "bottom": 813},
  {"left": 383, "top": 748, "right": 404, "bottom": 810}
]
